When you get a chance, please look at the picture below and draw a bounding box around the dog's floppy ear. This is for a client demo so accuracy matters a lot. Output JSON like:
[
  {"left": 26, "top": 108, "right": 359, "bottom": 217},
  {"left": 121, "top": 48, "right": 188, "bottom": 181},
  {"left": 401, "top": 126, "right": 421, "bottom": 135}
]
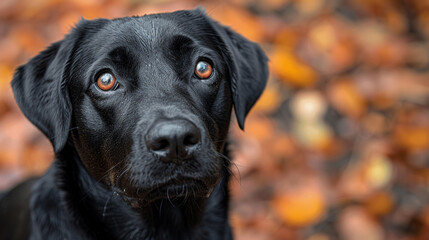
[
  {"left": 12, "top": 39, "right": 73, "bottom": 153},
  {"left": 206, "top": 15, "right": 269, "bottom": 130},
  {"left": 11, "top": 19, "right": 107, "bottom": 153}
]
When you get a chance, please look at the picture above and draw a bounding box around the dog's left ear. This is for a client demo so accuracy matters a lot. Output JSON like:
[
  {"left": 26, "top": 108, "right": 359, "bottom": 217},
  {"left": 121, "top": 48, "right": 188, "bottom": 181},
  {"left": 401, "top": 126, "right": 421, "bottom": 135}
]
[
  {"left": 11, "top": 19, "right": 108, "bottom": 153},
  {"left": 206, "top": 15, "right": 269, "bottom": 130}
]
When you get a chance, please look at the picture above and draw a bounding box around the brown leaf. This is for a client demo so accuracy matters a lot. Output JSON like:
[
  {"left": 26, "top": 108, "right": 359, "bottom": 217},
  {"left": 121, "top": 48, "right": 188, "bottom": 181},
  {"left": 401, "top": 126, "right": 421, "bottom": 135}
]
[
  {"left": 365, "top": 191, "right": 395, "bottom": 217},
  {"left": 327, "top": 79, "right": 366, "bottom": 118},
  {"left": 337, "top": 206, "right": 384, "bottom": 240}
]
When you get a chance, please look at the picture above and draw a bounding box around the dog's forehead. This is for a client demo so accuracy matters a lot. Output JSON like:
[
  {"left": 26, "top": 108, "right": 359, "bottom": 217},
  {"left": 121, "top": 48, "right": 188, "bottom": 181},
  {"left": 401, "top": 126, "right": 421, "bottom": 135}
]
[
  {"left": 68, "top": 12, "right": 224, "bottom": 92},
  {"left": 87, "top": 13, "right": 211, "bottom": 55},
  {"left": 109, "top": 17, "right": 177, "bottom": 43}
]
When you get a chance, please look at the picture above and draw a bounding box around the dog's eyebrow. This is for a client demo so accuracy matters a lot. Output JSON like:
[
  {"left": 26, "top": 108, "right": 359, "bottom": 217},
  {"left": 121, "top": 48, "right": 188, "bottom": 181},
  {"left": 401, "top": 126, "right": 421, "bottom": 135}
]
[
  {"left": 108, "top": 46, "right": 135, "bottom": 65},
  {"left": 168, "top": 35, "right": 195, "bottom": 54}
]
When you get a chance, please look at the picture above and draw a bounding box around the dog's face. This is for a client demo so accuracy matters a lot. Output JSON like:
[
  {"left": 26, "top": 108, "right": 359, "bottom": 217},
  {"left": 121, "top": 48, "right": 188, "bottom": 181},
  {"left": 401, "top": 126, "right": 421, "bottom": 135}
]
[
  {"left": 68, "top": 14, "right": 236, "bottom": 204},
  {"left": 11, "top": 9, "right": 268, "bottom": 206}
]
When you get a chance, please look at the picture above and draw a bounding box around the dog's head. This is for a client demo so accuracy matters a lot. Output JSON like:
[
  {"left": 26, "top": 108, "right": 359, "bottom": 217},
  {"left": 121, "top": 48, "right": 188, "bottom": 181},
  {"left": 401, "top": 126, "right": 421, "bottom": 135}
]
[{"left": 11, "top": 9, "right": 268, "bottom": 206}]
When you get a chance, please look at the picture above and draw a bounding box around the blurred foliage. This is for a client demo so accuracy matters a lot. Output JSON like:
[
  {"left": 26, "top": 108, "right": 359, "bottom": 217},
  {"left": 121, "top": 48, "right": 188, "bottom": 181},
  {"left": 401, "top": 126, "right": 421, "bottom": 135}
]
[{"left": 1, "top": 0, "right": 429, "bottom": 239}]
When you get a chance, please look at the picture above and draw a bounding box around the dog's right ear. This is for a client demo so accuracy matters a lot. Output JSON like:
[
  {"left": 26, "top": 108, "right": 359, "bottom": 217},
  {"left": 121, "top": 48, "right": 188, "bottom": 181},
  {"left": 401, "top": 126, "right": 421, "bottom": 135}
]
[
  {"left": 11, "top": 18, "right": 108, "bottom": 153},
  {"left": 12, "top": 39, "right": 73, "bottom": 154}
]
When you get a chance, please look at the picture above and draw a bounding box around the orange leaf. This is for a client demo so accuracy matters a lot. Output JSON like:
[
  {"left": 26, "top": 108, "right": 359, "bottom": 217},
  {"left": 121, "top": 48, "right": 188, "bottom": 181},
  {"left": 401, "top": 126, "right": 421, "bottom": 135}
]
[
  {"left": 252, "top": 85, "right": 282, "bottom": 113},
  {"left": 270, "top": 47, "right": 318, "bottom": 87},
  {"left": 59, "top": 12, "right": 82, "bottom": 36},
  {"left": 272, "top": 184, "right": 326, "bottom": 227},
  {"left": 273, "top": 27, "right": 299, "bottom": 48},
  {"left": 10, "top": 25, "right": 46, "bottom": 55},
  {"left": 271, "top": 135, "right": 296, "bottom": 159},
  {"left": 243, "top": 117, "right": 275, "bottom": 142},
  {"left": 394, "top": 125, "right": 429, "bottom": 151},
  {"left": 0, "top": 64, "right": 14, "bottom": 91}
]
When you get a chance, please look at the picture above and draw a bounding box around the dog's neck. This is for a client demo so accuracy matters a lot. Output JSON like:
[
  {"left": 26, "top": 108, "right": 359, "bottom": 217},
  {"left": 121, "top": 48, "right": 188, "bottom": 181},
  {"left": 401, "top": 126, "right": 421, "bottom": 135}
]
[{"left": 31, "top": 143, "right": 231, "bottom": 239}]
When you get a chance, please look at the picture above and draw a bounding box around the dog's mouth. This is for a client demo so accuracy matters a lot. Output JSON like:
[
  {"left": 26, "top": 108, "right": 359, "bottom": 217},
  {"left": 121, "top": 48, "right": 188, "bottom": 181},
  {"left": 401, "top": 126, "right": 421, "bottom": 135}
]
[
  {"left": 148, "top": 178, "right": 211, "bottom": 200},
  {"left": 118, "top": 146, "right": 223, "bottom": 208},
  {"left": 119, "top": 177, "right": 216, "bottom": 208}
]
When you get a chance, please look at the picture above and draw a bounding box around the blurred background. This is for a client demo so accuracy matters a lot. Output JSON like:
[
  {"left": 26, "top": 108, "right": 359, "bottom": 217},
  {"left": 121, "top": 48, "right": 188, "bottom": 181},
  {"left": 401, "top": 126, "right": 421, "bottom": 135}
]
[{"left": 1, "top": 0, "right": 429, "bottom": 239}]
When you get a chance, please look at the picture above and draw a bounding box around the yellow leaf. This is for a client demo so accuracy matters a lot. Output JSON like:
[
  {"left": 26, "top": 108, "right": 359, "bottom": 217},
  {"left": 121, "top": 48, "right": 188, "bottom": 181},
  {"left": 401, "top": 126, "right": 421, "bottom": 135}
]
[
  {"left": 295, "top": 0, "right": 325, "bottom": 16},
  {"left": 291, "top": 90, "right": 327, "bottom": 121},
  {"left": 293, "top": 121, "right": 333, "bottom": 150},
  {"left": 364, "top": 155, "right": 393, "bottom": 189},
  {"left": 309, "top": 22, "right": 336, "bottom": 51}
]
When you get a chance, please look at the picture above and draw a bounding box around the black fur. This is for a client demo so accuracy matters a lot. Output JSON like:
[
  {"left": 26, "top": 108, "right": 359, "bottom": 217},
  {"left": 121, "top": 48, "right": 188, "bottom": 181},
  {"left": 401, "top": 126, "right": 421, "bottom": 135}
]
[{"left": 0, "top": 9, "right": 268, "bottom": 240}]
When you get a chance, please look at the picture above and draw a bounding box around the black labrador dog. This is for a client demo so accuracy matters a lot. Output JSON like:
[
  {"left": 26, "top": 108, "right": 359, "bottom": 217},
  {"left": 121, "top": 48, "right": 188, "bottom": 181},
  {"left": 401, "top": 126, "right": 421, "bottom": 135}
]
[{"left": 0, "top": 8, "right": 268, "bottom": 240}]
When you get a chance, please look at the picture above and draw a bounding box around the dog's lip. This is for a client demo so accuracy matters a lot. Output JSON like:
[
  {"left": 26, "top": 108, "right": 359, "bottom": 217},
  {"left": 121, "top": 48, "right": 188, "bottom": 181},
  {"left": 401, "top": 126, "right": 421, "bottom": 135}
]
[
  {"left": 121, "top": 177, "right": 214, "bottom": 207},
  {"left": 147, "top": 178, "right": 209, "bottom": 200}
]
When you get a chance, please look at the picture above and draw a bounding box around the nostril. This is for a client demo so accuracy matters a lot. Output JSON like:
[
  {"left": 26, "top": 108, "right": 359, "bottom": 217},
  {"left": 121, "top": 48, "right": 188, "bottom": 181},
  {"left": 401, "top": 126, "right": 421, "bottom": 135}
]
[
  {"left": 158, "top": 139, "right": 170, "bottom": 150},
  {"left": 146, "top": 138, "right": 170, "bottom": 151},
  {"left": 183, "top": 133, "right": 200, "bottom": 147}
]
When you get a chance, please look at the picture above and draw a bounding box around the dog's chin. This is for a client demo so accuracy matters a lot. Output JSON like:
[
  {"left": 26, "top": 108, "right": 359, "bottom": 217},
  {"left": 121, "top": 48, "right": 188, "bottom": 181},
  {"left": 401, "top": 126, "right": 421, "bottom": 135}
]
[{"left": 120, "top": 178, "right": 216, "bottom": 209}]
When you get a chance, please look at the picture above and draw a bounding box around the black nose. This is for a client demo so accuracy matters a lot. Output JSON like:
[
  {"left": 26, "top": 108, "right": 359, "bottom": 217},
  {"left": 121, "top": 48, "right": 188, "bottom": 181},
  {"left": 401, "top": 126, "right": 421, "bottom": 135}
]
[{"left": 145, "top": 119, "right": 201, "bottom": 163}]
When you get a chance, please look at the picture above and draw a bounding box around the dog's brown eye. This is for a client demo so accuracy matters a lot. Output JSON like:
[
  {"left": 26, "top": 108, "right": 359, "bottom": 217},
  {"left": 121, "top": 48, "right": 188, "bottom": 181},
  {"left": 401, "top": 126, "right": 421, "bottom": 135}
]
[
  {"left": 195, "top": 61, "right": 213, "bottom": 79},
  {"left": 97, "top": 72, "right": 116, "bottom": 91}
]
